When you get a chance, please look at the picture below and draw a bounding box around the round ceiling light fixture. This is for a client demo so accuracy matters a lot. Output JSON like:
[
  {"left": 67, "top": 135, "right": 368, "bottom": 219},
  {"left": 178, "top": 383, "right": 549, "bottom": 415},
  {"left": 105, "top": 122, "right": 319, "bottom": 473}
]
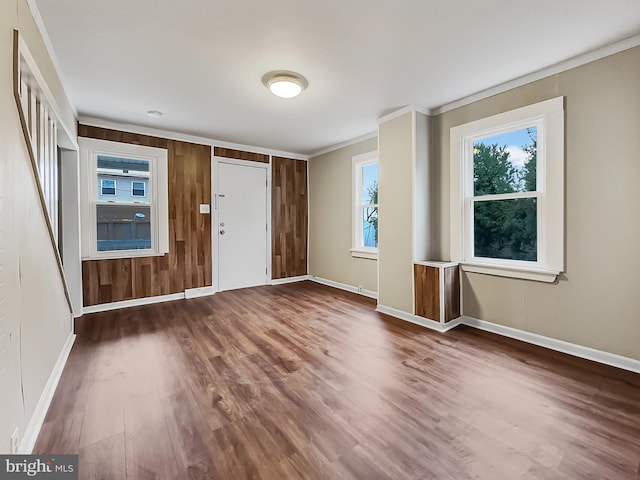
[
  {"left": 262, "top": 71, "right": 308, "bottom": 99},
  {"left": 146, "top": 110, "right": 163, "bottom": 118}
]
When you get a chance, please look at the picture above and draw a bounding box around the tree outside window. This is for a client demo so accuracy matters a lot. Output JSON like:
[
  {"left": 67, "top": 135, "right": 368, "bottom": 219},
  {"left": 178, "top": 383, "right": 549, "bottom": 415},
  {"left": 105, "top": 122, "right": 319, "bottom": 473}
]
[
  {"left": 472, "top": 127, "right": 537, "bottom": 261},
  {"left": 352, "top": 151, "right": 379, "bottom": 258}
]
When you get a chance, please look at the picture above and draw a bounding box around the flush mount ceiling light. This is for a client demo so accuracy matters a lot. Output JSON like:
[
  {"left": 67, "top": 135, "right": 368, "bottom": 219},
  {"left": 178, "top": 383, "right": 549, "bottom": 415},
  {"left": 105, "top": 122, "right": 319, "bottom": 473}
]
[
  {"left": 146, "top": 110, "right": 163, "bottom": 118},
  {"left": 262, "top": 71, "right": 308, "bottom": 99}
]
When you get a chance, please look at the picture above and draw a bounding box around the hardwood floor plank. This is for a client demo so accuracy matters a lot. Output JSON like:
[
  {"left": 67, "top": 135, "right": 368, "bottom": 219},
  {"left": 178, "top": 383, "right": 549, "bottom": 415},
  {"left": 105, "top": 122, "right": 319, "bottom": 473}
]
[
  {"left": 161, "top": 388, "right": 220, "bottom": 480},
  {"left": 78, "top": 433, "right": 126, "bottom": 480},
  {"left": 79, "top": 373, "right": 124, "bottom": 447},
  {"left": 35, "top": 281, "right": 640, "bottom": 479}
]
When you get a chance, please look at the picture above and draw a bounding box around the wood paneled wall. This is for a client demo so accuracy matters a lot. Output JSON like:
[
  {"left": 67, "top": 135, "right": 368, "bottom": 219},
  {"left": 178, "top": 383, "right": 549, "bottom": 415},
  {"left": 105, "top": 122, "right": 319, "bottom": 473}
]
[
  {"left": 80, "top": 125, "right": 212, "bottom": 306},
  {"left": 78, "top": 124, "right": 168, "bottom": 149},
  {"left": 213, "top": 146, "right": 269, "bottom": 163},
  {"left": 414, "top": 263, "right": 460, "bottom": 323},
  {"left": 272, "top": 156, "right": 308, "bottom": 279},
  {"left": 414, "top": 264, "right": 439, "bottom": 321}
]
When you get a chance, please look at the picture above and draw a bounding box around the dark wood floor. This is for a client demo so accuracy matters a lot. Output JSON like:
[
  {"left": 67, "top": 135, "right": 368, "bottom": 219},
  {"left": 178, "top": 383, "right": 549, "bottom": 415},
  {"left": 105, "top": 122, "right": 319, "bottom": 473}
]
[{"left": 35, "top": 281, "right": 640, "bottom": 479}]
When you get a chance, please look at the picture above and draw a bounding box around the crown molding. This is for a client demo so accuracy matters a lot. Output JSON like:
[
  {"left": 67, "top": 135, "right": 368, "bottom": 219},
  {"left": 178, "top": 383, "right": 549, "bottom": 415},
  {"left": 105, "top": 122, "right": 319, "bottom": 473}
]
[
  {"left": 377, "top": 105, "right": 430, "bottom": 125},
  {"left": 308, "top": 131, "right": 378, "bottom": 158},
  {"left": 431, "top": 33, "right": 640, "bottom": 116},
  {"left": 78, "top": 115, "right": 309, "bottom": 161}
]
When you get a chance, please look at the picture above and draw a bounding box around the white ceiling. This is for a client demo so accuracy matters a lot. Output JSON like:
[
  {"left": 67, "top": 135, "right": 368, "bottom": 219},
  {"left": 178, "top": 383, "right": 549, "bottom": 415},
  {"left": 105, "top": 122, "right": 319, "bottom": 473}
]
[{"left": 35, "top": 0, "right": 640, "bottom": 155}]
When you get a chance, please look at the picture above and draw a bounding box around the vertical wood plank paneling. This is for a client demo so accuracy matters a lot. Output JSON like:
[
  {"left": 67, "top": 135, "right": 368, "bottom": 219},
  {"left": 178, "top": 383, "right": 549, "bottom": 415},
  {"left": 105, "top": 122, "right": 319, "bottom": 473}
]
[
  {"left": 77, "top": 124, "right": 168, "bottom": 149},
  {"left": 414, "top": 264, "right": 439, "bottom": 321},
  {"left": 213, "top": 147, "right": 269, "bottom": 163},
  {"left": 80, "top": 126, "right": 211, "bottom": 306},
  {"left": 443, "top": 265, "right": 461, "bottom": 322},
  {"left": 271, "top": 157, "right": 308, "bottom": 279}
]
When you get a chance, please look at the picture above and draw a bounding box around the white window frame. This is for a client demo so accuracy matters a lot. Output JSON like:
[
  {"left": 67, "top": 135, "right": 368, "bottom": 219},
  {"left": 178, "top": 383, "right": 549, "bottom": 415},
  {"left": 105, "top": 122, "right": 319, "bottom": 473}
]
[
  {"left": 351, "top": 150, "right": 379, "bottom": 259},
  {"left": 79, "top": 137, "right": 169, "bottom": 260},
  {"left": 100, "top": 178, "right": 117, "bottom": 196},
  {"left": 450, "top": 97, "right": 564, "bottom": 283},
  {"left": 131, "top": 180, "right": 146, "bottom": 198}
]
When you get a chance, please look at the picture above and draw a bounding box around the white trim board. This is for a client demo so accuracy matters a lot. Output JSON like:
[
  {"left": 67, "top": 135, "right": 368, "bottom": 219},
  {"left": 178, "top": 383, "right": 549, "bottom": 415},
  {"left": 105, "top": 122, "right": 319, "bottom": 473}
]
[
  {"left": 83, "top": 291, "right": 188, "bottom": 314},
  {"left": 25, "top": 0, "right": 78, "bottom": 119},
  {"left": 78, "top": 116, "right": 308, "bottom": 161},
  {"left": 460, "top": 316, "right": 640, "bottom": 374},
  {"left": 377, "top": 105, "right": 429, "bottom": 125},
  {"left": 376, "top": 304, "right": 463, "bottom": 333},
  {"left": 184, "top": 286, "right": 216, "bottom": 299},
  {"left": 309, "top": 276, "right": 378, "bottom": 300},
  {"left": 19, "top": 332, "right": 76, "bottom": 454},
  {"left": 308, "top": 131, "right": 377, "bottom": 158},
  {"left": 377, "top": 304, "right": 640, "bottom": 374},
  {"left": 82, "top": 286, "right": 217, "bottom": 314},
  {"left": 270, "top": 275, "right": 311, "bottom": 285},
  {"left": 15, "top": 32, "right": 77, "bottom": 152}
]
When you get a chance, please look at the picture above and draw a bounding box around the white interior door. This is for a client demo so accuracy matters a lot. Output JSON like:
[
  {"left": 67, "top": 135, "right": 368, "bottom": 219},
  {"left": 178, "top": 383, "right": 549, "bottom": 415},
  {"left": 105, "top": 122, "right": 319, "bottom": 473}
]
[{"left": 217, "top": 162, "right": 268, "bottom": 291}]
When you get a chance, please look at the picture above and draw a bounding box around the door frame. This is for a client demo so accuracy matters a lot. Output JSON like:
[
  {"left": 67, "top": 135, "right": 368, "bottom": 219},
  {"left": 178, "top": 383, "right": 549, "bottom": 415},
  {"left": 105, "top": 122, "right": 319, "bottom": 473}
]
[{"left": 212, "top": 156, "right": 272, "bottom": 292}]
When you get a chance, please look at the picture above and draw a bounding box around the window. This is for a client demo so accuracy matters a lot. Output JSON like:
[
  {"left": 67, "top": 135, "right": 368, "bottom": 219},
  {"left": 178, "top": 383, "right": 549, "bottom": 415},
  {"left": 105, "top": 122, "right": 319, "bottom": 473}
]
[
  {"left": 352, "top": 151, "right": 378, "bottom": 259},
  {"left": 79, "top": 138, "right": 169, "bottom": 259},
  {"left": 100, "top": 178, "right": 116, "bottom": 196},
  {"left": 131, "top": 181, "right": 146, "bottom": 197},
  {"left": 450, "top": 97, "right": 564, "bottom": 282}
]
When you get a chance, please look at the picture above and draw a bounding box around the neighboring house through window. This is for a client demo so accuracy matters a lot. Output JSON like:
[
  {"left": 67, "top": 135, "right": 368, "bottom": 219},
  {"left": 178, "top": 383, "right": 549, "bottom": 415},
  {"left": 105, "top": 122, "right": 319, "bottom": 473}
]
[
  {"left": 450, "top": 97, "right": 564, "bottom": 282},
  {"left": 100, "top": 178, "right": 116, "bottom": 196},
  {"left": 79, "top": 138, "right": 169, "bottom": 259},
  {"left": 351, "top": 150, "right": 378, "bottom": 259},
  {"left": 132, "top": 181, "right": 146, "bottom": 197}
]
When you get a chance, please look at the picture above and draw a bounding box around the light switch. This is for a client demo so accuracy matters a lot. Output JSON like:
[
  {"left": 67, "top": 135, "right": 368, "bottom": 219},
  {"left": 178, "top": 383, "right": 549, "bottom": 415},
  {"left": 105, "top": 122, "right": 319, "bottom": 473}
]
[{"left": 199, "top": 204, "right": 211, "bottom": 214}]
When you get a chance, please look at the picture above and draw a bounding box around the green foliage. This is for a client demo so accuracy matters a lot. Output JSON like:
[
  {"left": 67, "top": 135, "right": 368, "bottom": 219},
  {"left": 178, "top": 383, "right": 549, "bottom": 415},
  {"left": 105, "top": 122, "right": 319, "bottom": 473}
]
[
  {"left": 365, "top": 181, "right": 378, "bottom": 245},
  {"left": 473, "top": 144, "right": 519, "bottom": 195},
  {"left": 522, "top": 127, "right": 537, "bottom": 191},
  {"left": 473, "top": 133, "right": 537, "bottom": 261}
]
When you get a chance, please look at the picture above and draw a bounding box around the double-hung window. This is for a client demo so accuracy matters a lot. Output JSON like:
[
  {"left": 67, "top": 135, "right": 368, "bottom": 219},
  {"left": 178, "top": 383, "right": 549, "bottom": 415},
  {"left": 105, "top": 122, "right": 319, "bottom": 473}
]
[
  {"left": 450, "top": 97, "right": 564, "bottom": 282},
  {"left": 100, "top": 179, "right": 116, "bottom": 196},
  {"left": 131, "top": 181, "right": 146, "bottom": 197},
  {"left": 351, "top": 151, "right": 378, "bottom": 259},
  {"left": 79, "top": 138, "right": 169, "bottom": 259}
]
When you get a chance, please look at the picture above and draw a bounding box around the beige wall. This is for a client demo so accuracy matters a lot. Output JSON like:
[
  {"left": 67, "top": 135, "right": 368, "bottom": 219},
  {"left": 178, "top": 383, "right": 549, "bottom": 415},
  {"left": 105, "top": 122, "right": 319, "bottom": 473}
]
[
  {"left": 432, "top": 46, "right": 640, "bottom": 360},
  {"left": 378, "top": 112, "right": 414, "bottom": 312},
  {"left": 309, "top": 137, "right": 378, "bottom": 292},
  {"left": 1, "top": 0, "right": 75, "bottom": 452}
]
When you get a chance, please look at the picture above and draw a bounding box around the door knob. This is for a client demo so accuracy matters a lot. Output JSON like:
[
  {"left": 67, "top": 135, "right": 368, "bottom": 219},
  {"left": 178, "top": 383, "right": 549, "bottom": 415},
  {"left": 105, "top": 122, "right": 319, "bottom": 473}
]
[{"left": 220, "top": 229, "right": 226, "bottom": 235}]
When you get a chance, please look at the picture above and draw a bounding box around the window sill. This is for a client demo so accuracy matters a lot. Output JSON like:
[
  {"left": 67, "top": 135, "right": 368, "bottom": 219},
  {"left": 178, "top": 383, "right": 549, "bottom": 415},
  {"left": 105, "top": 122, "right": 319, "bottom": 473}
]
[
  {"left": 350, "top": 249, "right": 378, "bottom": 260},
  {"left": 460, "top": 262, "right": 559, "bottom": 283},
  {"left": 83, "top": 250, "right": 168, "bottom": 261}
]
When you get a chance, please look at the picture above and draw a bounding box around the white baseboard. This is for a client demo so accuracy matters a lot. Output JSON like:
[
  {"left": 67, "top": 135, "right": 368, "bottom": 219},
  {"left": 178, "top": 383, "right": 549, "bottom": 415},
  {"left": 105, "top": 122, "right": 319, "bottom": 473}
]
[
  {"left": 19, "top": 332, "right": 76, "bottom": 453},
  {"left": 309, "top": 276, "right": 378, "bottom": 300},
  {"left": 270, "top": 275, "right": 311, "bottom": 285},
  {"left": 461, "top": 316, "right": 640, "bottom": 374},
  {"left": 371, "top": 305, "right": 640, "bottom": 373},
  {"left": 82, "top": 292, "right": 185, "bottom": 314},
  {"left": 185, "top": 286, "right": 216, "bottom": 299},
  {"left": 376, "top": 304, "right": 463, "bottom": 333}
]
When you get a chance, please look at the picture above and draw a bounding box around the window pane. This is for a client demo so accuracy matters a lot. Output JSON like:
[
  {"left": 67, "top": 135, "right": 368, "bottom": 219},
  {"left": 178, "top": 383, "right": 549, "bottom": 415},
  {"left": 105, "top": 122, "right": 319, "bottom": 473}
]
[
  {"left": 474, "top": 198, "right": 536, "bottom": 261},
  {"left": 361, "top": 163, "right": 378, "bottom": 204},
  {"left": 97, "top": 155, "right": 149, "bottom": 173},
  {"left": 132, "top": 181, "right": 145, "bottom": 197},
  {"left": 101, "top": 179, "right": 116, "bottom": 195},
  {"left": 97, "top": 156, "right": 150, "bottom": 202},
  {"left": 362, "top": 207, "right": 378, "bottom": 248},
  {"left": 97, "top": 204, "right": 151, "bottom": 251},
  {"left": 473, "top": 127, "right": 537, "bottom": 196}
]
